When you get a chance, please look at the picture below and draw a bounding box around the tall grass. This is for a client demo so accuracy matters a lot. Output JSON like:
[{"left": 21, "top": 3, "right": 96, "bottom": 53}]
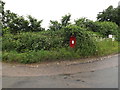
[
  {"left": 96, "top": 39, "right": 119, "bottom": 56},
  {"left": 2, "top": 48, "right": 81, "bottom": 63}
]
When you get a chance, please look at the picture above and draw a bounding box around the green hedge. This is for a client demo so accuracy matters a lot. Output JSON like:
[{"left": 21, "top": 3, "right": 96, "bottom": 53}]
[
  {"left": 2, "top": 32, "right": 64, "bottom": 52},
  {"left": 63, "top": 25, "right": 98, "bottom": 56},
  {"left": 88, "top": 21, "right": 119, "bottom": 38},
  {"left": 3, "top": 25, "right": 99, "bottom": 56},
  {"left": 2, "top": 39, "right": 119, "bottom": 64},
  {"left": 2, "top": 24, "right": 119, "bottom": 63}
]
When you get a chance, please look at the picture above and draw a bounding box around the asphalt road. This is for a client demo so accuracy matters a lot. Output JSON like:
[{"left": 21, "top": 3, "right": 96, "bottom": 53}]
[{"left": 2, "top": 54, "right": 119, "bottom": 88}]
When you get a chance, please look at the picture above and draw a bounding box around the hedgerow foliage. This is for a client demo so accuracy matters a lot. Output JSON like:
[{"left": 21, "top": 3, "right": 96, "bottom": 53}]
[{"left": 75, "top": 18, "right": 119, "bottom": 39}]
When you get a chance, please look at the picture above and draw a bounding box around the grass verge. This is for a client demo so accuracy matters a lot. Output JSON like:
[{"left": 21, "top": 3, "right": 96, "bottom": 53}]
[{"left": 2, "top": 39, "right": 119, "bottom": 64}]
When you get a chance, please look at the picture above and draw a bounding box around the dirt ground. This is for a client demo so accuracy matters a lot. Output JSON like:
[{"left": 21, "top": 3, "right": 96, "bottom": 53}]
[{"left": 2, "top": 54, "right": 118, "bottom": 77}]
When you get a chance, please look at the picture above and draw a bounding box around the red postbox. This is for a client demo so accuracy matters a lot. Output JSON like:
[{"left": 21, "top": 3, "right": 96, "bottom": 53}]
[{"left": 69, "top": 36, "right": 76, "bottom": 48}]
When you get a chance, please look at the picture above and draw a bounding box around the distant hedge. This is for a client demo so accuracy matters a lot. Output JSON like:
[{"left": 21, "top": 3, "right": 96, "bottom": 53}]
[
  {"left": 75, "top": 18, "right": 119, "bottom": 39},
  {"left": 89, "top": 21, "right": 119, "bottom": 38},
  {"left": 2, "top": 32, "right": 64, "bottom": 52}
]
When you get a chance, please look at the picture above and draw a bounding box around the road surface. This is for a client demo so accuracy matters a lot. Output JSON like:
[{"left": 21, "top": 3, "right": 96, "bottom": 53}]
[{"left": 2, "top": 54, "right": 119, "bottom": 88}]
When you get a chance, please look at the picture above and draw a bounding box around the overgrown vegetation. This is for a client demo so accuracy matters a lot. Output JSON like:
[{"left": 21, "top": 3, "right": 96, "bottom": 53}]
[{"left": 1, "top": 0, "right": 119, "bottom": 63}]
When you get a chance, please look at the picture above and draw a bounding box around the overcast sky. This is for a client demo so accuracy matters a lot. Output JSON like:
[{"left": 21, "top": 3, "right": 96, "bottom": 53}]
[{"left": 3, "top": 0, "right": 120, "bottom": 28}]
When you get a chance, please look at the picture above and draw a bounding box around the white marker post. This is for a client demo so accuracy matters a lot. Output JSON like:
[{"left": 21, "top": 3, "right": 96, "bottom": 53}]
[
  {"left": 112, "top": 37, "right": 115, "bottom": 41},
  {"left": 108, "top": 35, "right": 112, "bottom": 38}
]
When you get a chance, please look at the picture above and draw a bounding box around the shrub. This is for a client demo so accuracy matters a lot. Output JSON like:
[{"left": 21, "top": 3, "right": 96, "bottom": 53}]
[
  {"left": 63, "top": 25, "right": 98, "bottom": 56},
  {"left": 2, "top": 33, "right": 17, "bottom": 51},
  {"left": 75, "top": 19, "right": 119, "bottom": 39},
  {"left": 5, "top": 25, "right": 98, "bottom": 57},
  {"left": 88, "top": 21, "right": 119, "bottom": 38},
  {"left": 75, "top": 18, "right": 94, "bottom": 29},
  {"left": 2, "top": 31, "right": 64, "bottom": 52},
  {"left": 115, "top": 27, "right": 120, "bottom": 41}
]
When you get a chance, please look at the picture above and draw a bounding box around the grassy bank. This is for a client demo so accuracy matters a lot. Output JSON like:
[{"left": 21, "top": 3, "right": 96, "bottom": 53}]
[
  {"left": 96, "top": 39, "right": 119, "bottom": 56},
  {"left": 2, "top": 39, "right": 119, "bottom": 64}
]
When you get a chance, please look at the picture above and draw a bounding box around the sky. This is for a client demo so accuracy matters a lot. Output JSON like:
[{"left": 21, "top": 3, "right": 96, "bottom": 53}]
[{"left": 3, "top": 0, "right": 120, "bottom": 29}]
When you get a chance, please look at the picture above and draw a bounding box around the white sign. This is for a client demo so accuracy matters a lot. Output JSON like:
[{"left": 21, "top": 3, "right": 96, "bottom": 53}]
[{"left": 108, "top": 35, "right": 112, "bottom": 38}]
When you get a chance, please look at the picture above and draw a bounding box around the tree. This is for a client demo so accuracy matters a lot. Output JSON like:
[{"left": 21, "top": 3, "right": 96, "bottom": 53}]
[
  {"left": 27, "top": 15, "right": 45, "bottom": 32},
  {"left": 117, "top": 6, "right": 120, "bottom": 26},
  {"left": 1, "top": 1, "right": 44, "bottom": 34},
  {"left": 2, "top": 10, "right": 30, "bottom": 33},
  {"left": 95, "top": 21, "right": 118, "bottom": 37},
  {"left": 49, "top": 20, "right": 61, "bottom": 31},
  {"left": 74, "top": 18, "right": 94, "bottom": 29},
  {"left": 0, "top": 0, "right": 5, "bottom": 27},
  {"left": 61, "top": 14, "right": 71, "bottom": 27},
  {"left": 48, "top": 14, "right": 71, "bottom": 31},
  {"left": 0, "top": 0, "right": 4, "bottom": 15},
  {"left": 97, "top": 5, "right": 120, "bottom": 26}
]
